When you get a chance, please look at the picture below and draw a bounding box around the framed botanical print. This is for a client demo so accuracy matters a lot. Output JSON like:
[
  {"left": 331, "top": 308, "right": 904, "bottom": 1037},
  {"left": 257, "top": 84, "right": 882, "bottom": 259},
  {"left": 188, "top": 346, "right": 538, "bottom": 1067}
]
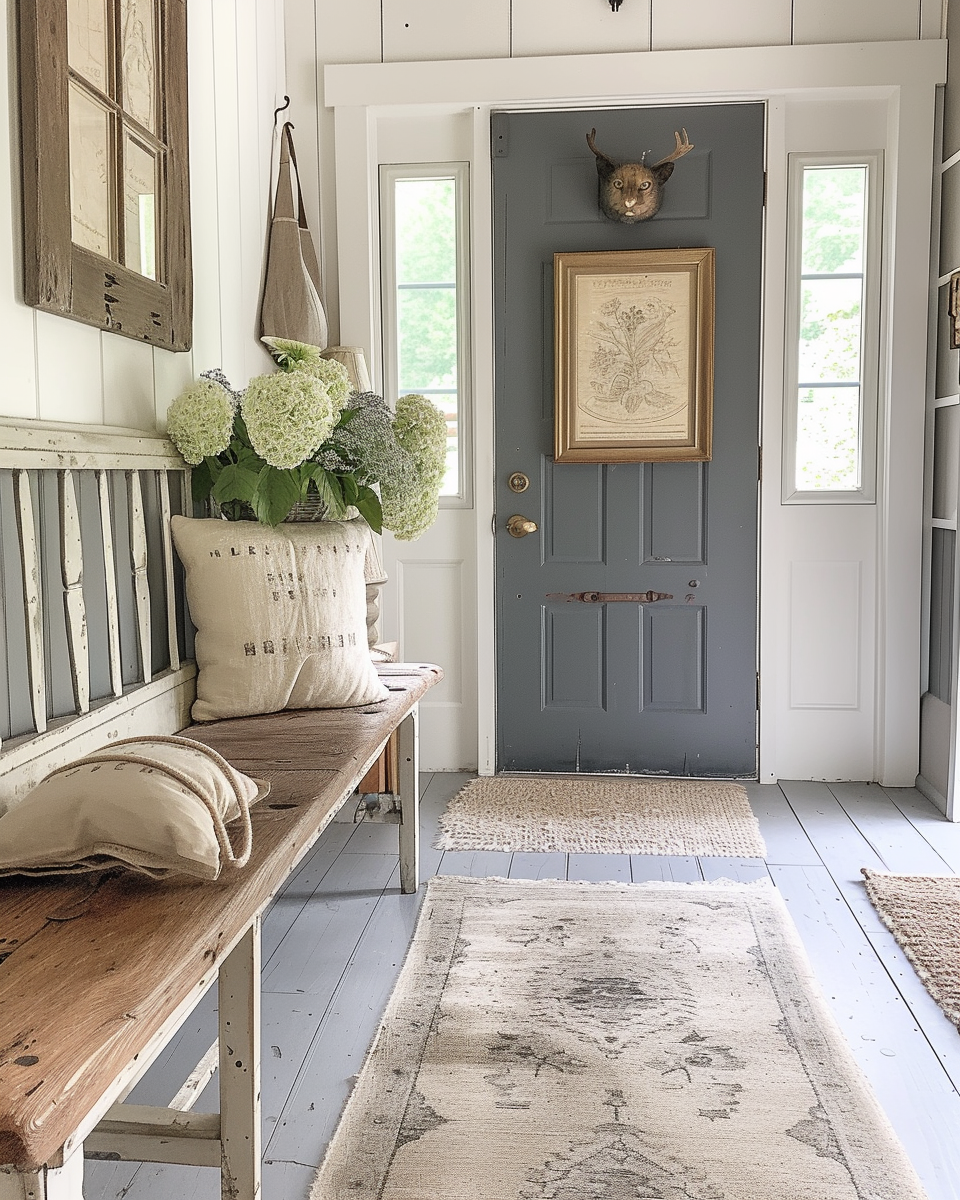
[
  {"left": 19, "top": 0, "right": 192, "bottom": 351},
  {"left": 554, "top": 247, "right": 715, "bottom": 462}
]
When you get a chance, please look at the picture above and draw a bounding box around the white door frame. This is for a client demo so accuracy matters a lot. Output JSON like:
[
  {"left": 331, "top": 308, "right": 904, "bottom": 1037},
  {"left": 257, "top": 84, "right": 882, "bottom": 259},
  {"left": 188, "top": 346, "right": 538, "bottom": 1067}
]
[{"left": 326, "top": 39, "right": 945, "bottom": 784}]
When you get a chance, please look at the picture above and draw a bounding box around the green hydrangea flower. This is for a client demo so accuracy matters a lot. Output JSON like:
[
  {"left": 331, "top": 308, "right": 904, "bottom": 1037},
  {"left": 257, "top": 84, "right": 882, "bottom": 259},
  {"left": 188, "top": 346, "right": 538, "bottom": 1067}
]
[
  {"left": 297, "top": 357, "right": 351, "bottom": 409},
  {"left": 241, "top": 371, "right": 338, "bottom": 469},
  {"left": 166, "top": 377, "right": 235, "bottom": 465},
  {"left": 381, "top": 393, "right": 448, "bottom": 541}
]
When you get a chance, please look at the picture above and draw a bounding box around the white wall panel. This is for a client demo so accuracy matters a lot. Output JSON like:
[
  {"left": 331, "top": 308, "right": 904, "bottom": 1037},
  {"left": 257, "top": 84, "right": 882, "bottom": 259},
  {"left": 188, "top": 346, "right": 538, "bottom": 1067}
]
[
  {"left": 35, "top": 314, "right": 103, "bottom": 425},
  {"left": 652, "top": 0, "right": 790, "bottom": 51},
  {"left": 0, "top": 1, "right": 39, "bottom": 419},
  {"left": 236, "top": 0, "right": 277, "bottom": 386},
  {"left": 941, "top": 160, "right": 960, "bottom": 276},
  {"left": 920, "top": 692, "right": 951, "bottom": 810},
  {"left": 920, "top": 0, "right": 945, "bottom": 38},
  {"left": 153, "top": 348, "right": 196, "bottom": 429},
  {"left": 789, "top": 561, "right": 861, "bottom": 708},
  {"left": 210, "top": 6, "right": 245, "bottom": 385},
  {"left": 383, "top": 0, "right": 509, "bottom": 62},
  {"left": 513, "top": 0, "right": 650, "bottom": 58},
  {"left": 102, "top": 336, "right": 155, "bottom": 430},
  {"left": 933, "top": 404, "right": 960, "bottom": 522},
  {"left": 188, "top": 0, "right": 224, "bottom": 379},
  {"left": 793, "top": 0, "right": 920, "bottom": 44}
]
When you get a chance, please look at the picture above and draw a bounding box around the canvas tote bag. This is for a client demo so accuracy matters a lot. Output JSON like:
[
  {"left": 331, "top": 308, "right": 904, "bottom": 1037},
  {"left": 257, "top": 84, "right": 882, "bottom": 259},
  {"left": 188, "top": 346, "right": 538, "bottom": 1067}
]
[{"left": 259, "top": 121, "right": 328, "bottom": 349}]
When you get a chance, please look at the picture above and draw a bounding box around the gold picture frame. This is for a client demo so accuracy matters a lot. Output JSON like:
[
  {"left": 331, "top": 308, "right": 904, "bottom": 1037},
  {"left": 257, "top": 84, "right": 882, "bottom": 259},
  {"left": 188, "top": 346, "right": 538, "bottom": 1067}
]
[{"left": 554, "top": 248, "right": 715, "bottom": 463}]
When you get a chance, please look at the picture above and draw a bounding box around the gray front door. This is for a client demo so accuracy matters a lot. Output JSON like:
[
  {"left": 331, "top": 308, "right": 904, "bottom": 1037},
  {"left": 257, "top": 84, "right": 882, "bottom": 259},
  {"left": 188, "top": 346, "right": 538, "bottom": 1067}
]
[{"left": 494, "top": 103, "right": 764, "bottom": 776}]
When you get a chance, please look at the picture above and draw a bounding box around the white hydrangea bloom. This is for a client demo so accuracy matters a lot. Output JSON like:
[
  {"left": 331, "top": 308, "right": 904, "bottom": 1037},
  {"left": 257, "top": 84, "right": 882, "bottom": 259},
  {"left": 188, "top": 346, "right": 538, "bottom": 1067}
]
[
  {"left": 166, "top": 378, "right": 235, "bottom": 465},
  {"left": 381, "top": 393, "right": 448, "bottom": 541},
  {"left": 241, "top": 371, "right": 338, "bottom": 469}
]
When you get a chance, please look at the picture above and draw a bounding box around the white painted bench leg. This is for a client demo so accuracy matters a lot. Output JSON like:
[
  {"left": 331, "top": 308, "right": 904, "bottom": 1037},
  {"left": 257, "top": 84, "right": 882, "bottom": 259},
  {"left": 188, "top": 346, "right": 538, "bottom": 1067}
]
[
  {"left": 0, "top": 1149, "right": 84, "bottom": 1199},
  {"left": 218, "top": 919, "right": 261, "bottom": 1200},
  {"left": 398, "top": 704, "right": 420, "bottom": 894}
]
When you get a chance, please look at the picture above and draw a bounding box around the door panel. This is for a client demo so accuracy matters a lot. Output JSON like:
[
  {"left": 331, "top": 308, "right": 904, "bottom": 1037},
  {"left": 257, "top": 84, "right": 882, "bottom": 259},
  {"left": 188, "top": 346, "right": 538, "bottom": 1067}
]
[{"left": 494, "top": 103, "right": 764, "bottom": 776}]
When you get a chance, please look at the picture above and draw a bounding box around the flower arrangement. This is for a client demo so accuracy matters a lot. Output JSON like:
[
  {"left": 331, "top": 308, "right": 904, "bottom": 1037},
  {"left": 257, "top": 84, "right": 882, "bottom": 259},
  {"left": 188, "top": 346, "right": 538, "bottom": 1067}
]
[{"left": 165, "top": 340, "right": 447, "bottom": 538}]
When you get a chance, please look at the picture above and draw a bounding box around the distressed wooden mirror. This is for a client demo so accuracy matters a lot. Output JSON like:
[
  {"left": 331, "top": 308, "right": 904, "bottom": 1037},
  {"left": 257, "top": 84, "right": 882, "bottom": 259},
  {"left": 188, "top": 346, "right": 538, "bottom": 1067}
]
[{"left": 18, "top": 0, "right": 192, "bottom": 351}]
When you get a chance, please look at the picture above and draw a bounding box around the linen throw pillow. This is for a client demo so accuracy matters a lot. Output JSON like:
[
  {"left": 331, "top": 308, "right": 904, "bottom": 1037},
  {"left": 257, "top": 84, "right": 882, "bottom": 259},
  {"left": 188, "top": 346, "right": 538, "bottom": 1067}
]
[
  {"left": 172, "top": 516, "right": 388, "bottom": 721},
  {"left": 0, "top": 736, "right": 267, "bottom": 881}
]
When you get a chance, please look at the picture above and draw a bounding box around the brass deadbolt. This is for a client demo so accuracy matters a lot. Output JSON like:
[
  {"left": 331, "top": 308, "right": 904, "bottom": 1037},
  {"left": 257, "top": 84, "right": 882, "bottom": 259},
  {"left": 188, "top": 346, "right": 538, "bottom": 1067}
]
[
  {"left": 506, "top": 514, "right": 538, "bottom": 538},
  {"left": 508, "top": 471, "right": 530, "bottom": 493}
]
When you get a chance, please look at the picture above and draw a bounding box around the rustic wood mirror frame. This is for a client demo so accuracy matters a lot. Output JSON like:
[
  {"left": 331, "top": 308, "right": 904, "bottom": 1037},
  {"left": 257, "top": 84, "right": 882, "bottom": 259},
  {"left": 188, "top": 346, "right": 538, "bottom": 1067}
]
[{"left": 18, "top": 0, "right": 192, "bottom": 351}]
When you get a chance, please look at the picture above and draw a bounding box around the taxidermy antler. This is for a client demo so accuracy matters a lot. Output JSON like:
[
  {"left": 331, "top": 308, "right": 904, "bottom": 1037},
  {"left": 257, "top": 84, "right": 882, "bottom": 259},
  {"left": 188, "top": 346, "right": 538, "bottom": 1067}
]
[{"left": 587, "top": 127, "right": 694, "bottom": 223}]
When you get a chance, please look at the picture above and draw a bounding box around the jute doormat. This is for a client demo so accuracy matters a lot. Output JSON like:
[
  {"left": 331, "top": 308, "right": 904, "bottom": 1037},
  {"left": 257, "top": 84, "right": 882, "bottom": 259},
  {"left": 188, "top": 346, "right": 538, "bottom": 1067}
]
[
  {"left": 312, "top": 876, "right": 925, "bottom": 1200},
  {"left": 434, "top": 775, "right": 766, "bottom": 857},
  {"left": 862, "top": 867, "right": 960, "bottom": 1028}
]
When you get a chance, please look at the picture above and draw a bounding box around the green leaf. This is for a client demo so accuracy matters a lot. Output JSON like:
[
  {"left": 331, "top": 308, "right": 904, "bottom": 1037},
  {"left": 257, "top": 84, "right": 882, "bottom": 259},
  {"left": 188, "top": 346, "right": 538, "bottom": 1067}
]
[
  {"left": 191, "top": 458, "right": 215, "bottom": 505},
  {"left": 308, "top": 467, "right": 348, "bottom": 518},
  {"left": 355, "top": 486, "right": 383, "bottom": 534},
  {"left": 251, "top": 465, "right": 302, "bottom": 526},
  {"left": 212, "top": 461, "right": 260, "bottom": 504},
  {"left": 340, "top": 473, "right": 359, "bottom": 507}
]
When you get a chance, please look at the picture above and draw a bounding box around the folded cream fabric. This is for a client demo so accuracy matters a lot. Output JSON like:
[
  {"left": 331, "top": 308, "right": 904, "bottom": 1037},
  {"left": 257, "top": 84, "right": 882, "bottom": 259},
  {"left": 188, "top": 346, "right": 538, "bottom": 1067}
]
[
  {"left": 172, "top": 516, "right": 388, "bottom": 722},
  {"left": 0, "top": 736, "right": 267, "bottom": 881}
]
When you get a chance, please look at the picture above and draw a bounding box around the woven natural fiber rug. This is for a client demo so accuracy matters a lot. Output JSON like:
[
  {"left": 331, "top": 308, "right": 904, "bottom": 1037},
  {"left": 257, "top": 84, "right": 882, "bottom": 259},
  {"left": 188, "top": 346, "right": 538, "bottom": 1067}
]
[
  {"left": 312, "top": 876, "right": 924, "bottom": 1200},
  {"left": 434, "top": 775, "right": 766, "bottom": 857},
  {"left": 863, "top": 867, "right": 960, "bottom": 1028}
]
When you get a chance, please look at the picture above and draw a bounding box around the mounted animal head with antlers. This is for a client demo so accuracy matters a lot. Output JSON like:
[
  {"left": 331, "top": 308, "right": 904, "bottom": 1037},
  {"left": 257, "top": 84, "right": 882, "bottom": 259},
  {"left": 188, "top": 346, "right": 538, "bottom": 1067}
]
[{"left": 586, "top": 128, "right": 694, "bottom": 223}]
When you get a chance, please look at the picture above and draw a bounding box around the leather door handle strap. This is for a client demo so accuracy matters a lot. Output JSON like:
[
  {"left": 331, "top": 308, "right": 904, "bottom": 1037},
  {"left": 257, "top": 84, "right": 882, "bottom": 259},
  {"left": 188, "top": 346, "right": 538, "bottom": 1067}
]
[{"left": 545, "top": 591, "right": 674, "bottom": 604}]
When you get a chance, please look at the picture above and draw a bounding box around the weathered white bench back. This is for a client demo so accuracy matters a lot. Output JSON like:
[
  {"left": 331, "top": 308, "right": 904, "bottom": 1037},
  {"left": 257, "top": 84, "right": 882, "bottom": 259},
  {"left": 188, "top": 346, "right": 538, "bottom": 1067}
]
[{"left": 0, "top": 420, "right": 194, "bottom": 810}]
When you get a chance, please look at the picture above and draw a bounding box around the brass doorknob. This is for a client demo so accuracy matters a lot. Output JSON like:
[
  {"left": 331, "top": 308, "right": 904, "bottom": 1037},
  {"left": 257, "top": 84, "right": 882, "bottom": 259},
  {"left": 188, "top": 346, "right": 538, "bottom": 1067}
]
[{"left": 507, "top": 514, "right": 538, "bottom": 538}]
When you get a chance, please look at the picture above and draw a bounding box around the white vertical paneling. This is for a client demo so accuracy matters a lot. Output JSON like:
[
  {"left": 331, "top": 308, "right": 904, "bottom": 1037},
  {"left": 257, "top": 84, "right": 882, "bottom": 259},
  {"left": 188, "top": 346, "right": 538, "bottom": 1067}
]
[
  {"left": 920, "top": 0, "right": 946, "bottom": 38},
  {"left": 127, "top": 471, "right": 152, "bottom": 683},
  {"left": 211, "top": 5, "right": 245, "bottom": 383},
  {"left": 97, "top": 470, "right": 123, "bottom": 697},
  {"left": 933, "top": 405, "right": 960, "bottom": 523},
  {"left": 158, "top": 472, "right": 181, "bottom": 672},
  {"left": 236, "top": 0, "right": 275, "bottom": 385},
  {"left": 789, "top": 561, "right": 861, "bottom": 709},
  {"left": 14, "top": 470, "right": 46, "bottom": 733},
  {"left": 652, "top": 0, "right": 790, "bottom": 50},
  {"left": 881, "top": 81, "right": 941, "bottom": 786},
  {"left": 941, "top": 160, "right": 960, "bottom": 275},
  {"left": 307, "top": 2, "right": 382, "bottom": 342},
  {"left": 333, "top": 105, "right": 380, "bottom": 368},
  {"left": 102, "top": 335, "right": 156, "bottom": 429},
  {"left": 35, "top": 313, "right": 104, "bottom": 424},
  {"left": 58, "top": 470, "right": 89, "bottom": 713},
  {"left": 0, "top": 0, "right": 39, "bottom": 420},
  {"left": 512, "top": 0, "right": 650, "bottom": 57},
  {"left": 398, "top": 562, "right": 463, "bottom": 704},
  {"left": 793, "top": 0, "right": 921, "bottom": 44},
  {"left": 152, "top": 347, "right": 196, "bottom": 430},
  {"left": 382, "top": 0, "right": 510, "bottom": 62},
  {"left": 188, "top": 0, "right": 223, "bottom": 375}
]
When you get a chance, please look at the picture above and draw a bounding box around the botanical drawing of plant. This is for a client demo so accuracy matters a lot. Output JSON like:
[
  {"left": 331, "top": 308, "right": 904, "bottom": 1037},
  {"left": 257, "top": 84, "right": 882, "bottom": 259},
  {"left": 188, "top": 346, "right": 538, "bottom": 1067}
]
[{"left": 587, "top": 295, "right": 682, "bottom": 419}]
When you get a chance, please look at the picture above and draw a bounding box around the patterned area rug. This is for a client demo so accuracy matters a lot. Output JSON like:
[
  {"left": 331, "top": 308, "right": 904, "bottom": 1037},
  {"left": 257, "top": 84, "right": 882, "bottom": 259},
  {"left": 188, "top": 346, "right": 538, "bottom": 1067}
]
[
  {"left": 862, "top": 867, "right": 960, "bottom": 1028},
  {"left": 434, "top": 775, "right": 766, "bottom": 857},
  {"left": 312, "top": 876, "right": 924, "bottom": 1200}
]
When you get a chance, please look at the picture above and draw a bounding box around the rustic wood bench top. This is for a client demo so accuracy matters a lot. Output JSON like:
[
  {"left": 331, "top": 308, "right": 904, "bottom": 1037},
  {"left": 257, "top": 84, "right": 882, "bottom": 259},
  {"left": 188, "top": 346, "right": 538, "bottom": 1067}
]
[{"left": 0, "top": 665, "right": 440, "bottom": 1177}]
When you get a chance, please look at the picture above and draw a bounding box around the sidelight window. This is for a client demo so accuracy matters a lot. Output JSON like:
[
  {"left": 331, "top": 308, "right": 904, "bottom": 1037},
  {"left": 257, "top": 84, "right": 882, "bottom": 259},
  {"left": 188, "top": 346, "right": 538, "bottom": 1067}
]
[
  {"left": 380, "top": 163, "right": 471, "bottom": 503},
  {"left": 783, "top": 154, "right": 881, "bottom": 503}
]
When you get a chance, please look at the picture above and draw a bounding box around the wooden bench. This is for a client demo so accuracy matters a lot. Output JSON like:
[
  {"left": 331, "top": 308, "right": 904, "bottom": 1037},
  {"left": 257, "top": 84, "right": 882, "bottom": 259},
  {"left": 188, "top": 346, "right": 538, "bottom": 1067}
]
[
  {"left": 0, "top": 420, "right": 443, "bottom": 1198},
  {"left": 0, "top": 662, "right": 441, "bottom": 1200}
]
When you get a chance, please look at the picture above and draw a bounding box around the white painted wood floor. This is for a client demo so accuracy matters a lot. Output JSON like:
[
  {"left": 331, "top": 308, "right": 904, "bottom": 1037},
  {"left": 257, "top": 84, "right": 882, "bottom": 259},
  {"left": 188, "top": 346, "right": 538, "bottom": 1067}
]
[{"left": 84, "top": 775, "right": 960, "bottom": 1200}]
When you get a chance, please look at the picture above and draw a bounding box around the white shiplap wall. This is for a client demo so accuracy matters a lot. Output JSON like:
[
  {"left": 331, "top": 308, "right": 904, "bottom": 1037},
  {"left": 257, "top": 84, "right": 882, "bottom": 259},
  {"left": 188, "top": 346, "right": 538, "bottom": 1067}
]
[{"left": 0, "top": 0, "right": 285, "bottom": 433}]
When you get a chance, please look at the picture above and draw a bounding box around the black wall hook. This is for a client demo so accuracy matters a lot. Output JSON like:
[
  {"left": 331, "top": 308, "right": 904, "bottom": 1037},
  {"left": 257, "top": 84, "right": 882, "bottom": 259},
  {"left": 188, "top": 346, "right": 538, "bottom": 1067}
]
[
  {"left": 273, "top": 95, "right": 291, "bottom": 126},
  {"left": 609, "top": 0, "right": 624, "bottom": 9}
]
